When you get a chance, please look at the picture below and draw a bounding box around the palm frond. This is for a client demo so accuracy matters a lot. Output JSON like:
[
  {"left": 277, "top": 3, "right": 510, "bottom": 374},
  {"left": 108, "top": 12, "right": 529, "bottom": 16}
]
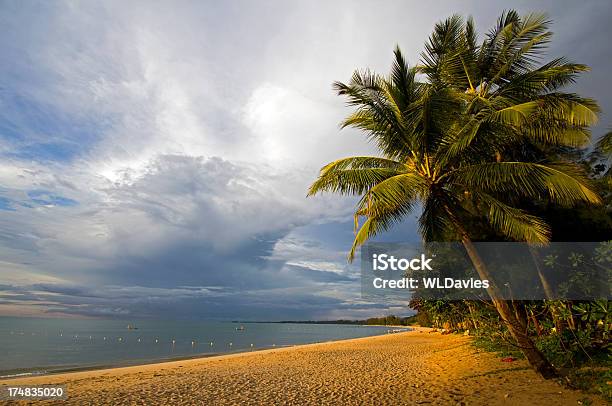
[
  {"left": 357, "top": 173, "right": 424, "bottom": 217},
  {"left": 537, "top": 93, "right": 600, "bottom": 126},
  {"left": 494, "top": 58, "right": 589, "bottom": 97},
  {"left": 474, "top": 191, "right": 550, "bottom": 243},
  {"left": 450, "top": 162, "right": 601, "bottom": 206},
  {"left": 308, "top": 157, "right": 405, "bottom": 196},
  {"left": 488, "top": 100, "right": 539, "bottom": 126},
  {"left": 521, "top": 121, "right": 591, "bottom": 148},
  {"left": 334, "top": 72, "right": 418, "bottom": 159},
  {"left": 348, "top": 216, "right": 393, "bottom": 261}
]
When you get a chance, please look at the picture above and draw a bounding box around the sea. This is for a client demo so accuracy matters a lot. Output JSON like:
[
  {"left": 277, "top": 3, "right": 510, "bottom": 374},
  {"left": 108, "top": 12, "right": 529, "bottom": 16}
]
[{"left": 0, "top": 317, "right": 398, "bottom": 378}]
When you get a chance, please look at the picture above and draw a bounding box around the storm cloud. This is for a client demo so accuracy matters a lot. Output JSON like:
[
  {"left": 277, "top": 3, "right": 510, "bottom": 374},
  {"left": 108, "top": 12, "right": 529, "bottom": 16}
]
[{"left": 0, "top": 0, "right": 610, "bottom": 319}]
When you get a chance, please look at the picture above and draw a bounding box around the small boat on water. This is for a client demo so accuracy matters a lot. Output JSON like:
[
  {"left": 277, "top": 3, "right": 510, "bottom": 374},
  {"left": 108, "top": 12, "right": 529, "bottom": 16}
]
[
  {"left": 235, "top": 325, "right": 246, "bottom": 331},
  {"left": 126, "top": 324, "right": 138, "bottom": 330}
]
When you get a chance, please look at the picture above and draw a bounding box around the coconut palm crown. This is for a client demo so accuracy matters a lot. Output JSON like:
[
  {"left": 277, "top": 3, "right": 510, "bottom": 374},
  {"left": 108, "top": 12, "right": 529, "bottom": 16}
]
[{"left": 308, "top": 11, "right": 601, "bottom": 261}]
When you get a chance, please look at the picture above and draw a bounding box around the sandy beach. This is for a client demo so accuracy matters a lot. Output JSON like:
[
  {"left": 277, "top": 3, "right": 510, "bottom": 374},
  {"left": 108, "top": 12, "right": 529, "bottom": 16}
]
[{"left": 2, "top": 329, "right": 604, "bottom": 405}]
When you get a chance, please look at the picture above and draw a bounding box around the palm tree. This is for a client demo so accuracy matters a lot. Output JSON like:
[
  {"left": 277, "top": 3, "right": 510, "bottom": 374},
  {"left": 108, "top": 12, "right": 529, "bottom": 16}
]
[
  {"left": 595, "top": 131, "right": 612, "bottom": 156},
  {"left": 594, "top": 130, "right": 612, "bottom": 183},
  {"left": 308, "top": 11, "right": 601, "bottom": 378}
]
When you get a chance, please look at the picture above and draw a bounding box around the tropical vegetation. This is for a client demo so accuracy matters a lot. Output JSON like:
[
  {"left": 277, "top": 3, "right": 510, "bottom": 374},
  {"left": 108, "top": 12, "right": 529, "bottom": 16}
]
[{"left": 308, "top": 9, "right": 609, "bottom": 384}]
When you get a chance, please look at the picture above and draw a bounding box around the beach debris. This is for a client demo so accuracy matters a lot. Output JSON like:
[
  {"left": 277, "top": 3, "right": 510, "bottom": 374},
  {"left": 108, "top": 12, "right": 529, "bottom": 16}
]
[{"left": 501, "top": 357, "right": 516, "bottom": 363}]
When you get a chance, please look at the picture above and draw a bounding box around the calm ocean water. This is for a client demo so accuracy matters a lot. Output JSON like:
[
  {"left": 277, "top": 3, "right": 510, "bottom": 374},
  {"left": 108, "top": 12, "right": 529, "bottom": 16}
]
[{"left": 0, "top": 317, "right": 397, "bottom": 377}]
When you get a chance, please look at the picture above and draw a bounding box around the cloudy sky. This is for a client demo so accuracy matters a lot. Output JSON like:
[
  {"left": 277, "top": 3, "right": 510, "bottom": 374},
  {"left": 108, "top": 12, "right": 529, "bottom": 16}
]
[{"left": 0, "top": 0, "right": 610, "bottom": 320}]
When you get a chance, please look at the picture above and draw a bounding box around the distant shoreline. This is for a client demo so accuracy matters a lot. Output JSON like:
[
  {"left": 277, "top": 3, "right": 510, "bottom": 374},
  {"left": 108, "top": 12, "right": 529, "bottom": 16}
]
[{"left": 234, "top": 321, "right": 413, "bottom": 325}]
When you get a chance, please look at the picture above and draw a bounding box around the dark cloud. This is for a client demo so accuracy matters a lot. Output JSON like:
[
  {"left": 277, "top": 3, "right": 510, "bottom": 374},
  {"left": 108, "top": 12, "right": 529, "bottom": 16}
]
[{"left": 0, "top": 0, "right": 609, "bottom": 320}]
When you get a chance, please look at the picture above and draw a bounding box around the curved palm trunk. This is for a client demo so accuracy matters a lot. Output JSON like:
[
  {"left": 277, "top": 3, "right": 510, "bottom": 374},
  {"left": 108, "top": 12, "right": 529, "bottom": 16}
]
[
  {"left": 459, "top": 233, "right": 558, "bottom": 379},
  {"left": 528, "top": 247, "right": 579, "bottom": 332},
  {"left": 528, "top": 245, "right": 555, "bottom": 300}
]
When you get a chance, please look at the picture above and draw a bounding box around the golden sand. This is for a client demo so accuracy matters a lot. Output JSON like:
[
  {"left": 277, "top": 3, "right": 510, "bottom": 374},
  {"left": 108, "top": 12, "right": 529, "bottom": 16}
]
[{"left": 3, "top": 329, "right": 604, "bottom": 405}]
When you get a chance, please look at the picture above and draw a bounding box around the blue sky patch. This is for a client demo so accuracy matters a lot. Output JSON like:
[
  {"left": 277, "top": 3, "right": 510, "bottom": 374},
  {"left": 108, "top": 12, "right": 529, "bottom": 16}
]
[
  {"left": 0, "top": 91, "right": 106, "bottom": 163},
  {"left": 0, "top": 196, "right": 15, "bottom": 211},
  {"left": 27, "top": 190, "right": 78, "bottom": 207}
]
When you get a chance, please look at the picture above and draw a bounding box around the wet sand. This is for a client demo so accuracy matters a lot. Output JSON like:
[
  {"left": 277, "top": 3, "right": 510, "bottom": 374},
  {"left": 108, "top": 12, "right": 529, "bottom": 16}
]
[{"left": 3, "top": 329, "right": 604, "bottom": 405}]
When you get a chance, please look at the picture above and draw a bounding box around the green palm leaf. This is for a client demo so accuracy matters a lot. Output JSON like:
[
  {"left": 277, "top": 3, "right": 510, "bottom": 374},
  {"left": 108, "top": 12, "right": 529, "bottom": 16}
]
[
  {"left": 473, "top": 191, "right": 550, "bottom": 243},
  {"left": 450, "top": 162, "right": 601, "bottom": 206},
  {"left": 308, "top": 157, "right": 405, "bottom": 196}
]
